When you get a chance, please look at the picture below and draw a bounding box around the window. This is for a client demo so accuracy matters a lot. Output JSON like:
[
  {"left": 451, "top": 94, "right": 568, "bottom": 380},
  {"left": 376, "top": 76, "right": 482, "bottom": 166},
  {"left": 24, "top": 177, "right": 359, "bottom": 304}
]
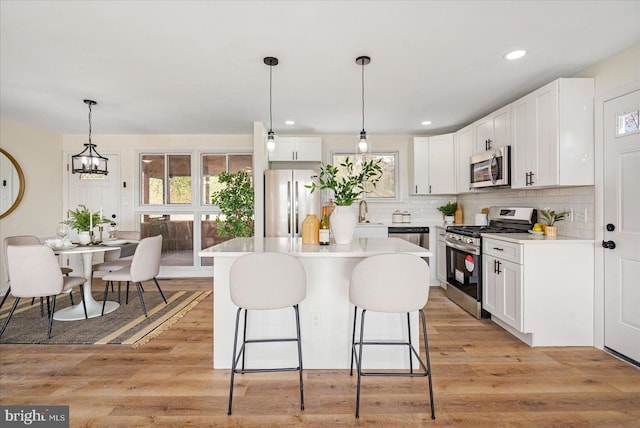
[
  {"left": 331, "top": 153, "right": 397, "bottom": 199},
  {"left": 202, "top": 154, "right": 252, "bottom": 205},
  {"left": 141, "top": 154, "right": 192, "bottom": 205},
  {"left": 138, "top": 151, "right": 252, "bottom": 270},
  {"left": 617, "top": 110, "right": 639, "bottom": 136},
  {"left": 201, "top": 153, "right": 253, "bottom": 266}
]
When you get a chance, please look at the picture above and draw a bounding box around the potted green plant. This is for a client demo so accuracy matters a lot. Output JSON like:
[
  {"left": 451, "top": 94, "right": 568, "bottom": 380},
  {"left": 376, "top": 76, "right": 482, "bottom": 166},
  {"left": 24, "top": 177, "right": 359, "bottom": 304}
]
[
  {"left": 307, "top": 156, "right": 382, "bottom": 244},
  {"left": 63, "top": 205, "right": 107, "bottom": 244},
  {"left": 540, "top": 209, "right": 570, "bottom": 236},
  {"left": 211, "top": 171, "right": 254, "bottom": 238},
  {"left": 437, "top": 201, "right": 458, "bottom": 224}
]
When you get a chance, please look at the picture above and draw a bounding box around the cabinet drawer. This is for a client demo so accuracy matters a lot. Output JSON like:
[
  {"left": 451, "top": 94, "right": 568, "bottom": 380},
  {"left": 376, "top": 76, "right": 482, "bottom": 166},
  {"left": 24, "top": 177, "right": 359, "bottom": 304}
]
[{"left": 483, "top": 238, "right": 522, "bottom": 264}]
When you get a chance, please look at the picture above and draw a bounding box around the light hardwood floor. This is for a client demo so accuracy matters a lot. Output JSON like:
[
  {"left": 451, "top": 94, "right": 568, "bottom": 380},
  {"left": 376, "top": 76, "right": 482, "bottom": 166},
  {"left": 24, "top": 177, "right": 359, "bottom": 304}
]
[{"left": 1, "top": 278, "right": 639, "bottom": 427}]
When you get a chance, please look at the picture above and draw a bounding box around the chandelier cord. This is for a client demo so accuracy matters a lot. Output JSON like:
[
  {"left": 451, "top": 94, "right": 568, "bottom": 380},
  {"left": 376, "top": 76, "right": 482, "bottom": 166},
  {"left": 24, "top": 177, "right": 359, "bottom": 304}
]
[{"left": 88, "top": 102, "right": 93, "bottom": 145}]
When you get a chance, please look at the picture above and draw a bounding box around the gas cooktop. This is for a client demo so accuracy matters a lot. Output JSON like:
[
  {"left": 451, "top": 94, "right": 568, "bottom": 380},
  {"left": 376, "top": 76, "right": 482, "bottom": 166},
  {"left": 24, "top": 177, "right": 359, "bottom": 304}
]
[{"left": 446, "top": 225, "right": 526, "bottom": 237}]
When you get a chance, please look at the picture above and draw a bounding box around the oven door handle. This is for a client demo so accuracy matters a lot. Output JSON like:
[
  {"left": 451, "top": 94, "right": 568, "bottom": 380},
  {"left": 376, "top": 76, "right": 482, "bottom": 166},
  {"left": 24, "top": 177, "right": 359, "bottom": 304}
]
[{"left": 446, "top": 240, "right": 481, "bottom": 255}]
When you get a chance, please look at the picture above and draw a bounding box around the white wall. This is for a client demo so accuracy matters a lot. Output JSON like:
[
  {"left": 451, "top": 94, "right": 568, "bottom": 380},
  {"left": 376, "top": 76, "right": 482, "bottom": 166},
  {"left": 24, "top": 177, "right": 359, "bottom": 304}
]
[{"left": 0, "top": 117, "right": 63, "bottom": 290}]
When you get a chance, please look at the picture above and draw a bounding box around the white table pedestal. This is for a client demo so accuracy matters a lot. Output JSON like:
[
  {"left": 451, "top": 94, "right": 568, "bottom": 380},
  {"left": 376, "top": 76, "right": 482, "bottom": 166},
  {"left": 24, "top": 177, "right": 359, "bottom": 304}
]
[{"left": 53, "top": 246, "right": 120, "bottom": 321}]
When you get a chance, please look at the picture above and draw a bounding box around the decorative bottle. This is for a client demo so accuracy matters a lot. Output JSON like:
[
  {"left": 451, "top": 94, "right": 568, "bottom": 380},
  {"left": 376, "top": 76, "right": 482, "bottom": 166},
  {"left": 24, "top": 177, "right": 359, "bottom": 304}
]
[
  {"left": 319, "top": 206, "right": 330, "bottom": 245},
  {"left": 302, "top": 214, "right": 320, "bottom": 245},
  {"left": 455, "top": 203, "right": 463, "bottom": 224}
]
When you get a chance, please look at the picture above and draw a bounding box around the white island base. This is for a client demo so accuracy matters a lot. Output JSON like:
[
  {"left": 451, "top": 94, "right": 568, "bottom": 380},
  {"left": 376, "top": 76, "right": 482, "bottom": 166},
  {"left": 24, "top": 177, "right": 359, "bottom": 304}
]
[{"left": 200, "top": 237, "right": 433, "bottom": 370}]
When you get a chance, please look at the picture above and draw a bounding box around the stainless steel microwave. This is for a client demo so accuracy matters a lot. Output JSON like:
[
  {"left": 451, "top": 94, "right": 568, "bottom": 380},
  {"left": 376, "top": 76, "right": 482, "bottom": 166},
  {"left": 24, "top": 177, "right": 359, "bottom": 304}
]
[{"left": 469, "top": 146, "right": 510, "bottom": 189}]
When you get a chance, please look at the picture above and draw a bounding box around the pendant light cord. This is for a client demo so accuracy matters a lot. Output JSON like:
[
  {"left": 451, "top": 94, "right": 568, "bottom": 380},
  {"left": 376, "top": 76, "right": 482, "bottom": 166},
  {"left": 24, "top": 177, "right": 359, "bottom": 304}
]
[
  {"left": 361, "top": 60, "right": 365, "bottom": 132},
  {"left": 269, "top": 63, "right": 273, "bottom": 132}
]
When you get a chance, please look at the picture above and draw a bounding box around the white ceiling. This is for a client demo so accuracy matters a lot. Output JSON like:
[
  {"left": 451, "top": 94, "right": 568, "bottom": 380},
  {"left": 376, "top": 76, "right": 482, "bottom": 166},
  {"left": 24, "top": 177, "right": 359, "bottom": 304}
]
[{"left": 1, "top": 1, "right": 639, "bottom": 137}]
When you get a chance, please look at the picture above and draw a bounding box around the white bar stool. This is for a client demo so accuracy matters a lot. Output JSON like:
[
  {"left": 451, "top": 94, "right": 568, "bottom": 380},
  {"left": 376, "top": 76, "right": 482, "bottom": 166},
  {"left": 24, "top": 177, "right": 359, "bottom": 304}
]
[
  {"left": 349, "top": 253, "right": 435, "bottom": 419},
  {"left": 227, "top": 252, "right": 307, "bottom": 415}
]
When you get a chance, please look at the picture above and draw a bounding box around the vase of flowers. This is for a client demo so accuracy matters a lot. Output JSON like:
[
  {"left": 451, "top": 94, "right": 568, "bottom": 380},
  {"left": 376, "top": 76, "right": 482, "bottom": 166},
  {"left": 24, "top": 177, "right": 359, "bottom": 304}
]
[
  {"left": 307, "top": 156, "right": 382, "bottom": 244},
  {"left": 540, "top": 209, "right": 570, "bottom": 236}
]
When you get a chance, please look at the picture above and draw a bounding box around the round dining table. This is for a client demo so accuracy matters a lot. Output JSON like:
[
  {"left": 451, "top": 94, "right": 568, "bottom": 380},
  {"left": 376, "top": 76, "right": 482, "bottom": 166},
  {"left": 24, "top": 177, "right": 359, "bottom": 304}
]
[{"left": 53, "top": 245, "right": 120, "bottom": 321}]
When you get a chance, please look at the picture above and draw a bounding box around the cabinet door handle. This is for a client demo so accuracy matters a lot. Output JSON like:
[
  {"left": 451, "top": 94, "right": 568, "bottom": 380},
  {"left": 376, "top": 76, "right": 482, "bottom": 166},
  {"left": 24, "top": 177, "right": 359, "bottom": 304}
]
[
  {"left": 415, "top": 185, "right": 418, "bottom": 193},
  {"left": 525, "top": 172, "right": 530, "bottom": 186},
  {"left": 486, "top": 139, "right": 492, "bottom": 150},
  {"left": 493, "top": 259, "right": 498, "bottom": 274},
  {"left": 429, "top": 185, "right": 432, "bottom": 194},
  {"left": 496, "top": 260, "right": 502, "bottom": 274},
  {"left": 529, "top": 171, "right": 535, "bottom": 186},
  {"left": 493, "top": 247, "right": 504, "bottom": 251}
]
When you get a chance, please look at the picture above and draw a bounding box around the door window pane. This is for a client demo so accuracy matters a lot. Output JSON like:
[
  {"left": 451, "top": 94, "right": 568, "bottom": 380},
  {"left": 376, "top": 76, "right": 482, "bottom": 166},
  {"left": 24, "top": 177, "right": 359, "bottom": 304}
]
[{"left": 617, "top": 110, "right": 639, "bottom": 136}]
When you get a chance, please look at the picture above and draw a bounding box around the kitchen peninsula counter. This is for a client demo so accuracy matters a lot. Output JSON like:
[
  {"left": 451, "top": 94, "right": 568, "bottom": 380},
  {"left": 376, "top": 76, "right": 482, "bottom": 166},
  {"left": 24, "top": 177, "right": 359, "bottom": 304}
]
[{"left": 199, "top": 237, "right": 433, "bottom": 369}]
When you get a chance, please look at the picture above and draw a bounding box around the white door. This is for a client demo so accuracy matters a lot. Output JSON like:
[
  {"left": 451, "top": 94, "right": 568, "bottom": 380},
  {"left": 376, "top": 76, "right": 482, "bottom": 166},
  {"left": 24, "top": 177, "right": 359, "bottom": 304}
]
[
  {"left": 66, "top": 153, "right": 120, "bottom": 241},
  {"left": 604, "top": 89, "right": 640, "bottom": 363}
]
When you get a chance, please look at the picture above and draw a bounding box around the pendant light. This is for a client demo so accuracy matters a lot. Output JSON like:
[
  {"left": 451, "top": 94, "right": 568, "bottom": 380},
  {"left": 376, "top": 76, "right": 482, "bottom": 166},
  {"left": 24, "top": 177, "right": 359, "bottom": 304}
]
[
  {"left": 356, "top": 55, "right": 371, "bottom": 153},
  {"left": 71, "top": 99, "right": 108, "bottom": 175},
  {"left": 264, "top": 56, "right": 279, "bottom": 152}
]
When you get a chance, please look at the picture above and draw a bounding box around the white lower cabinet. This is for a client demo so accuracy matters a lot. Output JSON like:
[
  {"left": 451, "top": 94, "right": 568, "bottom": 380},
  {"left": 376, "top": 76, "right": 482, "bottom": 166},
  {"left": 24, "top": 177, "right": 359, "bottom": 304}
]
[
  {"left": 483, "top": 253, "right": 523, "bottom": 331},
  {"left": 435, "top": 226, "right": 447, "bottom": 285},
  {"left": 482, "top": 236, "right": 594, "bottom": 347}
]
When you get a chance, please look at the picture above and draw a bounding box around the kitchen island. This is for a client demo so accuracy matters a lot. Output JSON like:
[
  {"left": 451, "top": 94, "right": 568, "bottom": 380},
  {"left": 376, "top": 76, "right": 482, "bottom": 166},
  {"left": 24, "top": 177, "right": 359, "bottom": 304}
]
[{"left": 199, "top": 237, "right": 433, "bottom": 369}]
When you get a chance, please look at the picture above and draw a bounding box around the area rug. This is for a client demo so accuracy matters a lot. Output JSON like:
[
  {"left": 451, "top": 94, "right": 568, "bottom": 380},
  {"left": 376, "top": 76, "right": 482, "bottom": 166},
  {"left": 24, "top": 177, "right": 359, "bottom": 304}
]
[{"left": 0, "top": 289, "right": 211, "bottom": 347}]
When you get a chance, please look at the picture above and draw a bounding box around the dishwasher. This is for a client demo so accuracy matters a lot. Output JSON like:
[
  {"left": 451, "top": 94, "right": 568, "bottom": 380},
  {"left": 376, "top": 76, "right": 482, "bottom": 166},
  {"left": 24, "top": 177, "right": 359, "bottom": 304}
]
[
  {"left": 388, "top": 226, "right": 429, "bottom": 249},
  {"left": 388, "top": 226, "right": 432, "bottom": 283}
]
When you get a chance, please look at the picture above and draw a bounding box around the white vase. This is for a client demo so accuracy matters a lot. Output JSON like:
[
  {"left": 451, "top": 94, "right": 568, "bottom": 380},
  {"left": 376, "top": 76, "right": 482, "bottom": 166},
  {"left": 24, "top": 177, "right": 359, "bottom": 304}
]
[
  {"left": 444, "top": 215, "right": 455, "bottom": 225},
  {"left": 78, "top": 231, "right": 91, "bottom": 245},
  {"left": 330, "top": 205, "right": 357, "bottom": 244}
]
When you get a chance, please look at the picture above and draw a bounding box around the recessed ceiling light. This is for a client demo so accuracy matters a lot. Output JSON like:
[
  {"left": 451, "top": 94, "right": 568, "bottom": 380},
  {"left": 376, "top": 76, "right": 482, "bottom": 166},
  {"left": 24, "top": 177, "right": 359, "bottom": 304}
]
[
  {"left": 505, "top": 50, "right": 526, "bottom": 60},
  {"left": 421, "top": 121, "right": 432, "bottom": 126},
  {"left": 285, "top": 120, "right": 295, "bottom": 125}
]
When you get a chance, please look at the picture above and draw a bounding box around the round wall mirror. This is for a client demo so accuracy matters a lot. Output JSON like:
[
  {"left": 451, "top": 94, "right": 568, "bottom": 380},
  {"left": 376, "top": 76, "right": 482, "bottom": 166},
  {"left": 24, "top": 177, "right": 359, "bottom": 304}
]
[{"left": 0, "top": 148, "right": 25, "bottom": 219}]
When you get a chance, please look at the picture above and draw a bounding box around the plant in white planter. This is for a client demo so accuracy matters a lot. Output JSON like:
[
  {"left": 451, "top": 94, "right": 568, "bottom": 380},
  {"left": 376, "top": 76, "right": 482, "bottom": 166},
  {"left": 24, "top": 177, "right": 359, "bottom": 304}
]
[
  {"left": 307, "top": 157, "right": 382, "bottom": 244},
  {"left": 437, "top": 201, "right": 458, "bottom": 224},
  {"left": 63, "top": 205, "right": 108, "bottom": 244}
]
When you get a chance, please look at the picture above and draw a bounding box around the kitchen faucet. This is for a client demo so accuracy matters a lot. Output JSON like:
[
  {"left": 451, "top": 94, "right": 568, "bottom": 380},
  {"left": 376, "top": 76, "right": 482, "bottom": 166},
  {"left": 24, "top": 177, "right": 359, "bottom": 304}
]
[{"left": 358, "top": 200, "right": 368, "bottom": 223}]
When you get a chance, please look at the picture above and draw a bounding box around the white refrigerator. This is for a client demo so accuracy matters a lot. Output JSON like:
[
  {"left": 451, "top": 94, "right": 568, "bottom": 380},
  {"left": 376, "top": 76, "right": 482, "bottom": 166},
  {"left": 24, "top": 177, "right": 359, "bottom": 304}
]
[{"left": 265, "top": 169, "right": 320, "bottom": 237}]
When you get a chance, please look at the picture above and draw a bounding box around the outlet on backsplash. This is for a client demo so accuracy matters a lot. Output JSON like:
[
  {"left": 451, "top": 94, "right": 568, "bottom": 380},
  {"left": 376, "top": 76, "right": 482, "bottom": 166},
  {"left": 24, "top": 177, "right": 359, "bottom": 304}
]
[{"left": 575, "top": 208, "right": 588, "bottom": 223}]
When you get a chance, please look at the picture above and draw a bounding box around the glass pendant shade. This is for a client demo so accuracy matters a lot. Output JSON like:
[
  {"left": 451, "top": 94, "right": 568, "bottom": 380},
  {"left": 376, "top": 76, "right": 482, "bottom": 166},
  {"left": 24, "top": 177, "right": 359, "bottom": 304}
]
[
  {"left": 358, "top": 130, "right": 368, "bottom": 153},
  {"left": 266, "top": 130, "right": 276, "bottom": 152},
  {"left": 71, "top": 99, "right": 108, "bottom": 175}
]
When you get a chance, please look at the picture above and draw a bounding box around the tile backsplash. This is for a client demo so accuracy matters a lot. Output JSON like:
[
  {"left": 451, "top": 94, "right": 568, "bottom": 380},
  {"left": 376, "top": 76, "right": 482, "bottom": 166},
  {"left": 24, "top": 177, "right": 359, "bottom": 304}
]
[
  {"left": 458, "top": 186, "right": 594, "bottom": 239},
  {"left": 364, "top": 186, "right": 594, "bottom": 239}
]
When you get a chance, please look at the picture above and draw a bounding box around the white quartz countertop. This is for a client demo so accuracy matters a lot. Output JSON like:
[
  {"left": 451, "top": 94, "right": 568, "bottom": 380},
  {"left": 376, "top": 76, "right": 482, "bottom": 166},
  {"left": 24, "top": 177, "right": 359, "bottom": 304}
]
[
  {"left": 482, "top": 232, "right": 595, "bottom": 244},
  {"left": 199, "top": 237, "right": 433, "bottom": 258}
]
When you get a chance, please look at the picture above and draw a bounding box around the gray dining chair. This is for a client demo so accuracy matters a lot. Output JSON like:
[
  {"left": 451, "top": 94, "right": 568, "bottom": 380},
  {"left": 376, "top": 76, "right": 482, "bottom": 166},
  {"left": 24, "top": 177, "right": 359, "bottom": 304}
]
[
  {"left": 227, "top": 252, "right": 307, "bottom": 415},
  {"left": 101, "top": 235, "right": 165, "bottom": 317},
  {"left": 1, "top": 245, "right": 88, "bottom": 339},
  {"left": 2, "top": 235, "right": 78, "bottom": 316},
  {"left": 349, "top": 253, "right": 435, "bottom": 419},
  {"left": 92, "top": 230, "right": 140, "bottom": 301}
]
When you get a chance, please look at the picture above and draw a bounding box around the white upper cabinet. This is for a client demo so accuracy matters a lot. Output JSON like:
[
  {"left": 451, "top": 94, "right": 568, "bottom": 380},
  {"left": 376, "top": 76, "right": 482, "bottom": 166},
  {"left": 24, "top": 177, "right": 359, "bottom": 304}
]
[
  {"left": 268, "top": 137, "right": 322, "bottom": 162},
  {"left": 410, "top": 134, "right": 456, "bottom": 195},
  {"left": 455, "top": 124, "right": 474, "bottom": 193},
  {"left": 511, "top": 78, "right": 594, "bottom": 189},
  {"left": 473, "top": 105, "right": 510, "bottom": 153}
]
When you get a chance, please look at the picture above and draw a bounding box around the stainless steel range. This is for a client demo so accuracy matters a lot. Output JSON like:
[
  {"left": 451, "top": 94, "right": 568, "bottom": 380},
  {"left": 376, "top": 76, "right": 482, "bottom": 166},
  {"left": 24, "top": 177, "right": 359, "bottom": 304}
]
[{"left": 444, "top": 207, "right": 537, "bottom": 319}]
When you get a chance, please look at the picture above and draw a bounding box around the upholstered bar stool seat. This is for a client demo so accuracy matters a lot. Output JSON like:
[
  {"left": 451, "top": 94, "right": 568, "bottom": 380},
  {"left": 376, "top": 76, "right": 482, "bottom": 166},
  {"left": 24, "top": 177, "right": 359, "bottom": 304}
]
[
  {"left": 227, "top": 252, "right": 307, "bottom": 415},
  {"left": 349, "top": 253, "right": 435, "bottom": 419}
]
